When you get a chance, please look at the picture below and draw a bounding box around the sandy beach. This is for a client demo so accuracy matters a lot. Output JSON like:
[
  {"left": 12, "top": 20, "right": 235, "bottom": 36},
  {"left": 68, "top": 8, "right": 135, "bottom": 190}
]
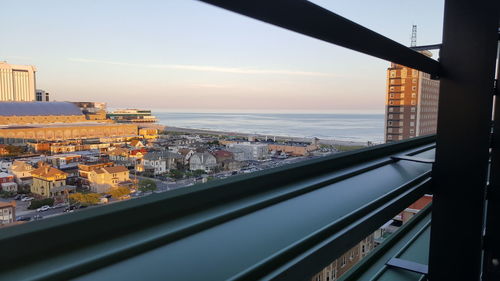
[{"left": 164, "top": 126, "right": 369, "bottom": 147}]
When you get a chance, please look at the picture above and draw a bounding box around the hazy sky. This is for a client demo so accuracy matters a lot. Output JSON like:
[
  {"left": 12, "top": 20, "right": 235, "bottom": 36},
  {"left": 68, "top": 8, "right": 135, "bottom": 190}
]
[{"left": 0, "top": 0, "right": 444, "bottom": 112}]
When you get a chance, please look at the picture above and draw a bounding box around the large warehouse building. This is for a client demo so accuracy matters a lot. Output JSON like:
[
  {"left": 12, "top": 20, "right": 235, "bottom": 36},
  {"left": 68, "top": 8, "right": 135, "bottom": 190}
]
[{"left": 0, "top": 102, "right": 138, "bottom": 143}]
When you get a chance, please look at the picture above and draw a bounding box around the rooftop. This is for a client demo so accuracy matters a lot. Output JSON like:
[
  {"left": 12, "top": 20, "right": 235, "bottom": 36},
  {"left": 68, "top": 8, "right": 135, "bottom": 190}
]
[{"left": 0, "top": 102, "right": 83, "bottom": 117}]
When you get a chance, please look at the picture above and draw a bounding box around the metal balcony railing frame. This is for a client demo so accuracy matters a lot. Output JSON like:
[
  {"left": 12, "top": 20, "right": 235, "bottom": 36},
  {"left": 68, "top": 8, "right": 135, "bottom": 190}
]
[
  {"left": 0, "top": 1, "right": 498, "bottom": 280},
  {"left": 197, "top": 1, "right": 500, "bottom": 280}
]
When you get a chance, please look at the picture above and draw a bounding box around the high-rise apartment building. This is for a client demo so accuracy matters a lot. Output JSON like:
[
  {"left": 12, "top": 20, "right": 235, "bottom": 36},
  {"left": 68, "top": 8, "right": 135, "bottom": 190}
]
[
  {"left": 384, "top": 51, "right": 440, "bottom": 142},
  {"left": 0, "top": 62, "right": 37, "bottom": 102}
]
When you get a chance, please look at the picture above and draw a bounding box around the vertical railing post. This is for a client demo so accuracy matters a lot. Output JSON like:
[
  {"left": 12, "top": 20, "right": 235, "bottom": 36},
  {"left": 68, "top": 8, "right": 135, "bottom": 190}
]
[
  {"left": 483, "top": 43, "right": 500, "bottom": 281},
  {"left": 429, "top": 1, "right": 499, "bottom": 280}
]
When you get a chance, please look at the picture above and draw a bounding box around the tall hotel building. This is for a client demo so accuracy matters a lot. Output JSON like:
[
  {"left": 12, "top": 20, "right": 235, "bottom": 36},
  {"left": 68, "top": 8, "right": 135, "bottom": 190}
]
[
  {"left": 384, "top": 51, "right": 440, "bottom": 142},
  {"left": 0, "top": 62, "right": 37, "bottom": 102}
]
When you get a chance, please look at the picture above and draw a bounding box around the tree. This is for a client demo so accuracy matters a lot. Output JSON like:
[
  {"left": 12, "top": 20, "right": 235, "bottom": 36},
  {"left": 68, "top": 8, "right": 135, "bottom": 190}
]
[
  {"left": 28, "top": 198, "right": 54, "bottom": 209},
  {"left": 169, "top": 169, "right": 184, "bottom": 179},
  {"left": 193, "top": 169, "right": 206, "bottom": 177},
  {"left": 69, "top": 193, "right": 101, "bottom": 206},
  {"left": 107, "top": 186, "right": 131, "bottom": 199},
  {"left": 138, "top": 179, "right": 157, "bottom": 192}
]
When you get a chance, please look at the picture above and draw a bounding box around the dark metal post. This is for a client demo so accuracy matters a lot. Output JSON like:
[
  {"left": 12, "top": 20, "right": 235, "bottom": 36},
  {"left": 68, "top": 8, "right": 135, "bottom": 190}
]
[
  {"left": 429, "top": 1, "right": 499, "bottom": 280},
  {"left": 483, "top": 44, "right": 500, "bottom": 281}
]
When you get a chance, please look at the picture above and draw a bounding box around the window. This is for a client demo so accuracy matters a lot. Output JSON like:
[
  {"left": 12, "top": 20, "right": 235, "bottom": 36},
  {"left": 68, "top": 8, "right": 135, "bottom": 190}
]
[
  {"left": 388, "top": 114, "right": 393, "bottom": 119},
  {"left": 390, "top": 86, "right": 395, "bottom": 91},
  {"left": 341, "top": 256, "right": 347, "bottom": 267},
  {"left": 401, "top": 86, "right": 405, "bottom": 91},
  {"left": 412, "top": 93, "right": 417, "bottom": 98},
  {"left": 410, "top": 121, "right": 415, "bottom": 127},
  {"left": 390, "top": 70, "right": 396, "bottom": 78},
  {"left": 411, "top": 115, "right": 416, "bottom": 119},
  {"left": 412, "top": 86, "right": 417, "bottom": 91},
  {"left": 399, "top": 128, "right": 403, "bottom": 133},
  {"left": 388, "top": 121, "right": 393, "bottom": 126},
  {"left": 389, "top": 107, "right": 394, "bottom": 112},
  {"left": 410, "top": 129, "right": 415, "bottom": 134},
  {"left": 399, "top": 114, "right": 404, "bottom": 119},
  {"left": 400, "top": 93, "right": 405, "bottom": 98},
  {"left": 411, "top": 100, "right": 416, "bottom": 105},
  {"left": 389, "top": 93, "right": 394, "bottom": 98},
  {"left": 412, "top": 78, "right": 417, "bottom": 83},
  {"left": 411, "top": 107, "right": 416, "bottom": 112}
]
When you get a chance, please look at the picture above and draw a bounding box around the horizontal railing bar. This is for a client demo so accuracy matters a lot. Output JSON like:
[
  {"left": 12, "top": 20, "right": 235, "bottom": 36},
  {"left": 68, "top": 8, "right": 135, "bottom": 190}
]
[
  {"left": 230, "top": 175, "right": 432, "bottom": 281},
  {"left": 410, "top": 44, "right": 442, "bottom": 51},
  {"left": 197, "top": 0, "right": 440, "bottom": 76}
]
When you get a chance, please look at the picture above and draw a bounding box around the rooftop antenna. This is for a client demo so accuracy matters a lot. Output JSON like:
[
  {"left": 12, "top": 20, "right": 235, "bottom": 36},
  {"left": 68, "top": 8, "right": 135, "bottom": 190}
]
[{"left": 411, "top": 25, "right": 417, "bottom": 47}]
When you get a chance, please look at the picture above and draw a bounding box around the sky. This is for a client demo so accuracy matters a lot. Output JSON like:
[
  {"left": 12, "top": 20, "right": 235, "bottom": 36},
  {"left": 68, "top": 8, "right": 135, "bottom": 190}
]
[{"left": 0, "top": 0, "right": 444, "bottom": 113}]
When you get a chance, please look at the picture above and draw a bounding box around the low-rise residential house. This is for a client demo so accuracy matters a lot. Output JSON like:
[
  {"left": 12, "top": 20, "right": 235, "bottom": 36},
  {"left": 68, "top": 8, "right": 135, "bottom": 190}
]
[
  {"left": 78, "top": 162, "right": 114, "bottom": 180},
  {"left": 88, "top": 166, "right": 130, "bottom": 193},
  {"left": 189, "top": 152, "right": 217, "bottom": 172},
  {"left": 9, "top": 160, "right": 34, "bottom": 185},
  {"left": 0, "top": 201, "right": 16, "bottom": 225},
  {"left": 30, "top": 164, "right": 68, "bottom": 197},
  {"left": 143, "top": 151, "right": 182, "bottom": 175},
  {"left": 130, "top": 149, "right": 148, "bottom": 161},
  {"left": 0, "top": 172, "right": 17, "bottom": 192},
  {"left": 212, "top": 150, "right": 241, "bottom": 171},
  {"left": 47, "top": 154, "right": 82, "bottom": 169},
  {"left": 129, "top": 139, "right": 145, "bottom": 148},
  {"left": 178, "top": 148, "right": 195, "bottom": 165},
  {"left": 107, "top": 148, "right": 130, "bottom": 164},
  {"left": 227, "top": 143, "right": 269, "bottom": 161},
  {"left": 223, "top": 160, "right": 243, "bottom": 171},
  {"left": 212, "top": 150, "right": 234, "bottom": 163},
  {"left": 0, "top": 145, "right": 9, "bottom": 156},
  {"left": 0, "top": 160, "right": 12, "bottom": 172},
  {"left": 50, "top": 185, "right": 76, "bottom": 199}
]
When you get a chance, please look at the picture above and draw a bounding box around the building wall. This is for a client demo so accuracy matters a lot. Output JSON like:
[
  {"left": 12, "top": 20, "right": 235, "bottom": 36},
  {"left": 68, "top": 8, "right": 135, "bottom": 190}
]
[
  {"left": 0, "top": 115, "right": 87, "bottom": 125},
  {"left": 31, "top": 178, "right": 66, "bottom": 197},
  {"left": 0, "top": 63, "right": 36, "bottom": 102},
  {"left": 385, "top": 62, "right": 440, "bottom": 142},
  {"left": 0, "top": 124, "right": 138, "bottom": 143},
  {"left": 268, "top": 144, "right": 310, "bottom": 156},
  {"left": 0, "top": 202, "right": 16, "bottom": 225},
  {"left": 88, "top": 170, "right": 130, "bottom": 193},
  {"left": 311, "top": 234, "right": 375, "bottom": 281}
]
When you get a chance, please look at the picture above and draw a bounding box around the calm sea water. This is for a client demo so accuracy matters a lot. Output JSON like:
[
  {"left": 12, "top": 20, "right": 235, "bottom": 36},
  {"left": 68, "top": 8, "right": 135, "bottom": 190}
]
[{"left": 153, "top": 111, "right": 384, "bottom": 143}]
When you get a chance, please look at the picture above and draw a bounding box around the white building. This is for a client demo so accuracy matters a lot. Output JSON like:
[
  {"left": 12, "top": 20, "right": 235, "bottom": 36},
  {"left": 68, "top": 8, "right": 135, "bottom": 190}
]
[
  {"left": 227, "top": 143, "right": 269, "bottom": 161},
  {"left": 0, "top": 62, "right": 37, "bottom": 101},
  {"left": 189, "top": 152, "right": 217, "bottom": 172},
  {"left": 143, "top": 151, "right": 182, "bottom": 175}
]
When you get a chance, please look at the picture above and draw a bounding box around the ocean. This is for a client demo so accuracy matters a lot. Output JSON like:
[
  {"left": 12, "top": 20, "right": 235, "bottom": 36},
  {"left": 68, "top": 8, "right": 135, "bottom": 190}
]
[{"left": 153, "top": 111, "right": 385, "bottom": 144}]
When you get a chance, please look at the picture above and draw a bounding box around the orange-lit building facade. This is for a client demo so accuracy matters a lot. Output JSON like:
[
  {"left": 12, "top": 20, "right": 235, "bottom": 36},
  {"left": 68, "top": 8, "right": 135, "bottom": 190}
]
[{"left": 385, "top": 54, "right": 440, "bottom": 142}]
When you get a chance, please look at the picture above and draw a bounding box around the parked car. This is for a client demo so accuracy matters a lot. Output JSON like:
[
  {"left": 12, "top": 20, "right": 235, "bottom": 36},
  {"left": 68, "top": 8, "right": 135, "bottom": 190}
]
[
  {"left": 21, "top": 197, "right": 34, "bottom": 202},
  {"left": 16, "top": 216, "right": 31, "bottom": 221},
  {"left": 14, "top": 194, "right": 24, "bottom": 200},
  {"left": 36, "top": 205, "right": 51, "bottom": 212},
  {"left": 64, "top": 205, "right": 79, "bottom": 212}
]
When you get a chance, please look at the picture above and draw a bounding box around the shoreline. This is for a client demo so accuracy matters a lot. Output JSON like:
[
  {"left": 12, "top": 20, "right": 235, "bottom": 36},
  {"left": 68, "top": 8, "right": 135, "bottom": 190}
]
[{"left": 163, "top": 126, "right": 370, "bottom": 147}]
